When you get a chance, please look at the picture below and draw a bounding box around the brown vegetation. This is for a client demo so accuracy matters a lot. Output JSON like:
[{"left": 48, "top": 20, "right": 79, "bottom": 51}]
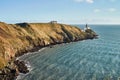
[{"left": 0, "top": 22, "right": 97, "bottom": 69}]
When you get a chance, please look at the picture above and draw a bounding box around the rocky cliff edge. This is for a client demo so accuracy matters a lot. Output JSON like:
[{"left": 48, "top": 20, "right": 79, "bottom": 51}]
[{"left": 0, "top": 22, "right": 97, "bottom": 69}]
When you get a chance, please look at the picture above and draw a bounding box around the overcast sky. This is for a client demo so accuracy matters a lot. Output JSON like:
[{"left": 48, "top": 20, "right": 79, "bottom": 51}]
[{"left": 0, "top": 0, "right": 120, "bottom": 24}]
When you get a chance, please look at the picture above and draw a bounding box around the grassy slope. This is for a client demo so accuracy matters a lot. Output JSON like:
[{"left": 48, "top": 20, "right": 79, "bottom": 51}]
[{"left": 0, "top": 22, "right": 87, "bottom": 69}]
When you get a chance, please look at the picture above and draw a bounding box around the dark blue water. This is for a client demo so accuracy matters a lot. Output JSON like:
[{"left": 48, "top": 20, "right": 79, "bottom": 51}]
[{"left": 17, "top": 25, "right": 120, "bottom": 80}]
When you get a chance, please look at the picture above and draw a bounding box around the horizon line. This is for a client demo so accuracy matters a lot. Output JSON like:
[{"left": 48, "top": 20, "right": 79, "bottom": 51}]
[{"left": 1, "top": 21, "right": 120, "bottom": 25}]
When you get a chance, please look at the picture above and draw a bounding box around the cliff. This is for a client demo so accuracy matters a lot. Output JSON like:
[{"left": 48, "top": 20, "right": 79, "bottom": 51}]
[{"left": 0, "top": 22, "right": 97, "bottom": 69}]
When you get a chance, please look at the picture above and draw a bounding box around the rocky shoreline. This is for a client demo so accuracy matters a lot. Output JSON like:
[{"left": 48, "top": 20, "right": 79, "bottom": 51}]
[
  {"left": 1, "top": 39, "right": 98, "bottom": 80},
  {"left": 0, "top": 60, "right": 29, "bottom": 80},
  {"left": 0, "top": 22, "right": 98, "bottom": 80}
]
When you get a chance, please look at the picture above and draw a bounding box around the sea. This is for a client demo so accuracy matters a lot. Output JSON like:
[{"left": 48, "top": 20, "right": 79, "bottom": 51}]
[{"left": 16, "top": 25, "right": 120, "bottom": 80}]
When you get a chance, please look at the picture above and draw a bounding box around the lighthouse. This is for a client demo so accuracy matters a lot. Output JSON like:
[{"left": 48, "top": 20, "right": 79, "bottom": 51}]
[{"left": 85, "top": 24, "right": 90, "bottom": 29}]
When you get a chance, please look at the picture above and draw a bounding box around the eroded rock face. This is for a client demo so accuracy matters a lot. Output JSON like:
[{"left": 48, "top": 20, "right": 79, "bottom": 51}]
[
  {"left": 0, "top": 60, "right": 28, "bottom": 80},
  {"left": 0, "top": 22, "right": 97, "bottom": 69},
  {"left": 85, "top": 29, "right": 98, "bottom": 39},
  {"left": 0, "top": 22, "right": 97, "bottom": 80}
]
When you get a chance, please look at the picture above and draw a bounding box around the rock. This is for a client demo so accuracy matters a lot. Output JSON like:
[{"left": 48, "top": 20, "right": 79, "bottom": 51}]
[
  {"left": 0, "top": 66, "right": 18, "bottom": 80},
  {"left": 0, "top": 60, "right": 28, "bottom": 80},
  {"left": 14, "top": 60, "right": 29, "bottom": 74},
  {"left": 85, "top": 29, "right": 98, "bottom": 39}
]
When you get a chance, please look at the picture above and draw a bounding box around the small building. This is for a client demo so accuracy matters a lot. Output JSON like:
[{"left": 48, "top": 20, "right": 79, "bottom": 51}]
[{"left": 50, "top": 21, "right": 57, "bottom": 24}]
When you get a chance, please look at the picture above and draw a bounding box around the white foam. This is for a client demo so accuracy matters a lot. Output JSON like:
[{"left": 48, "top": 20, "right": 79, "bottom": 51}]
[
  {"left": 25, "top": 61, "right": 33, "bottom": 71},
  {"left": 16, "top": 73, "right": 25, "bottom": 80},
  {"left": 17, "top": 47, "right": 46, "bottom": 60}
]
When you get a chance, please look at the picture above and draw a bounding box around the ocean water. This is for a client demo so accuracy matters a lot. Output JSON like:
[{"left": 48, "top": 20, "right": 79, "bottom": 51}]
[{"left": 17, "top": 25, "right": 120, "bottom": 80}]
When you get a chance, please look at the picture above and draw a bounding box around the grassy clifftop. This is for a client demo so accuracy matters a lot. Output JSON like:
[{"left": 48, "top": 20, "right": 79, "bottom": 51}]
[{"left": 0, "top": 22, "right": 97, "bottom": 69}]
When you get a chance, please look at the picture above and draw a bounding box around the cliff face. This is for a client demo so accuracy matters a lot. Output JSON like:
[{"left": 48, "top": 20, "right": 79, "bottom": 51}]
[{"left": 0, "top": 22, "right": 97, "bottom": 69}]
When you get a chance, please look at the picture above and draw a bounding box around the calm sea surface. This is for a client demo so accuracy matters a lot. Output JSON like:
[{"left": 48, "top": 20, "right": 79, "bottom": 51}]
[{"left": 17, "top": 25, "right": 120, "bottom": 80}]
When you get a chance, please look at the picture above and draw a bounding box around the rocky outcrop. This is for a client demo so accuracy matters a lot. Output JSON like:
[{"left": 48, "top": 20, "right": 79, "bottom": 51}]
[
  {"left": 0, "top": 60, "right": 28, "bottom": 80},
  {"left": 85, "top": 28, "right": 98, "bottom": 39},
  {"left": 14, "top": 60, "right": 29, "bottom": 74},
  {"left": 0, "top": 22, "right": 97, "bottom": 79}
]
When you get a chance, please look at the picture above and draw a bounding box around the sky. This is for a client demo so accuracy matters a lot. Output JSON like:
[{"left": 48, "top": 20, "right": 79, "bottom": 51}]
[{"left": 0, "top": 0, "right": 120, "bottom": 24}]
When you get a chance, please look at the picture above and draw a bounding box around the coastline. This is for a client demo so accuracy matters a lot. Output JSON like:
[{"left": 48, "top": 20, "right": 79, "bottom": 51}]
[
  {"left": 0, "top": 38, "right": 98, "bottom": 80},
  {"left": 0, "top": 22, "right": 98, "bottom": 80}
]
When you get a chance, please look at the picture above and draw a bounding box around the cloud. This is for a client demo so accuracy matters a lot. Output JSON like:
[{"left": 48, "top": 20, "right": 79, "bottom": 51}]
[
  {"left": 74, "top": 0, "right": 94, "bottom": 3},
  {"left": 86, "top": 0, "right": 94, "bottom": 3},
  {"left": 94, "top": 9, "right": 101, "bottom": 13},
  {"left": 108, "top": 8, "right": 117, "bottom": 12},
  {"left": 93, "top": 8, "right": 117, "bottom": 13}
]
